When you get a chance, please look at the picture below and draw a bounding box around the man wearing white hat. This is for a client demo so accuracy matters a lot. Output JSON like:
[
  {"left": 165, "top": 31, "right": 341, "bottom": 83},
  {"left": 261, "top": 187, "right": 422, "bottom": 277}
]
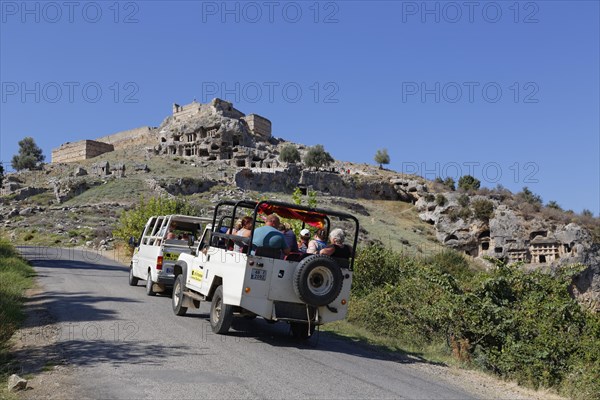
[{"left": 298, "top": 228, "right": 311, "bottom": 253}]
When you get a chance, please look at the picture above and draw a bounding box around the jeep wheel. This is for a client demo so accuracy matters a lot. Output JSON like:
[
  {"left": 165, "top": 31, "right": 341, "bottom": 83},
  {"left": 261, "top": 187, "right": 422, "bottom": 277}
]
[
  {"left": 128, "top": 266, "right": 139, "bottom": 286},
  {"left": 210, "top": 285, "right": 233, "bottom": 334},
  {"left": 293, "top": 255, "right": 343, "bottom": 306},
  {"left": 290, "top": 322, "right": 316, "bottom": 340},
  {"left": 172, "top": 274, "right": 187, "bottom": 316},
  {"left": 145, "top": 271, "right": 156, "bottom": 296}
]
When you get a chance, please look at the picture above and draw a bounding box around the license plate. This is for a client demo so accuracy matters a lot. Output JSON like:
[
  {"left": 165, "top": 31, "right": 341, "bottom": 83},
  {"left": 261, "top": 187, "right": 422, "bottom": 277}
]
[
  {"left": 165, "top": 267, "right": 173, "bottom": 274},
  {"left": 251, "top": 268, "right": 266, "bottom": 281}
]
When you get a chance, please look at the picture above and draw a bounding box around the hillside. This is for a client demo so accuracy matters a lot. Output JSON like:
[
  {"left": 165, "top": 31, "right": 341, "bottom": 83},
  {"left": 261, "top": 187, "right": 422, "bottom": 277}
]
[{"left": 1, "top": 98, "right": 599, "bottom": 311}]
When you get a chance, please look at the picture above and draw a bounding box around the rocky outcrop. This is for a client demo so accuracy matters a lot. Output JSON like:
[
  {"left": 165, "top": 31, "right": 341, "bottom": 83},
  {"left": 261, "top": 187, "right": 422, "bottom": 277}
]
[
  {"left": 51, "top": 178, "right": 90, "bottom": 203},
  {"left": 235, "top": 166, "right": 300, "bottom": 192},
  {"left": 300, "top": 171, "right": 405, "bottom": 200},
  {"left": 157, "top": 178, "right": 219, "bottom": 196},
  {"left": 571, "top": 244, "right": 600, "bottom": 311},
  {"left": 417, "top": 192, "right": 600, "bottom": 311},
  {"left": 234, "top": 167, "right": 427, "bottom": 201}
]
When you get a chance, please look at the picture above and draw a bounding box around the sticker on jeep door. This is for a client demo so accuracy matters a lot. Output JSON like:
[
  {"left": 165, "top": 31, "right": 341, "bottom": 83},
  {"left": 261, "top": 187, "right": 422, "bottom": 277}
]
[
  {"left": 251, "top": 268, "right": 266, "bottom": 281},
  {"left": 191, "top": 270, "right": 203, "bottom": 281}
]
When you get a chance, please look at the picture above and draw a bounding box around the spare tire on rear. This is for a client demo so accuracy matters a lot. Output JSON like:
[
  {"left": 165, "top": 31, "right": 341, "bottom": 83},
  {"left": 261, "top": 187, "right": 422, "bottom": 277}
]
[{"left": 293, "top": 255, "right": 343, "bottom": 306}]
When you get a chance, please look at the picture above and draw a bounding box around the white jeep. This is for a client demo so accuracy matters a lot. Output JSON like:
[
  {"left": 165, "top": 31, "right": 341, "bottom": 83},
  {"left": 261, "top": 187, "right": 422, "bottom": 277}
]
[
  {"left": 171, "top": 200, "right": 359, "bottom": 338},
  {"left": 128, "top": 214, "right": 211, "bottom": 296}
]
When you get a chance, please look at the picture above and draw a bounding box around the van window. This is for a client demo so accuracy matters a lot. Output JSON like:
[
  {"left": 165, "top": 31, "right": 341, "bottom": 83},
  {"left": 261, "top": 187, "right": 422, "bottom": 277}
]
[{"left": 142, "top": 217, "right": 158, "bottom": 245}]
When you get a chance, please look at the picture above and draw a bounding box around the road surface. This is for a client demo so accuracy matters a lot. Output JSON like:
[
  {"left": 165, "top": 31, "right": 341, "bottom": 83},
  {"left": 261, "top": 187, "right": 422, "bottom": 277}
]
[{"left": 17, "top": 246, "right": 494, "bottom": 399}]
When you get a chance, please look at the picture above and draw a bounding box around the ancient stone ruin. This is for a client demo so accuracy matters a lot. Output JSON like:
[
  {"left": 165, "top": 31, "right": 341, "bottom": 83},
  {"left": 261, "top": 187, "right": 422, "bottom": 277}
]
[
  {"left": 51, "top": 127, "right": 155, "bottom": 163},
  {"left": 51, "top": 140, "right": 114, "bottom": 163},
  {"left": 90, "top": 161, "right": 125, "bottom": 178},
  {"left": 417, "top": 195, "right": 594, "bottom": 269},
  {"left": 155, "top": 98, "right": 279, "bottom": 168},
  {"left": 51, "top": 98, "right": 280, "bottom": 169}
]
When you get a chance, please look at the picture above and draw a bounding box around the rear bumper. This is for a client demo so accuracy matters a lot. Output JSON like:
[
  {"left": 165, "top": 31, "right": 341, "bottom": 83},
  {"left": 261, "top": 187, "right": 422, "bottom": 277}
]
[{"left": 156, "top": 273, "right": 175, "bottom": 286}]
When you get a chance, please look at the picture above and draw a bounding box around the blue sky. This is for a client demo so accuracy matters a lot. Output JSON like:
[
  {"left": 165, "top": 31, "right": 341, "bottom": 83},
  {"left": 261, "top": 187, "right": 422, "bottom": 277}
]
[{"left": 1, "top": 1, "right": 599, "bottom": 215}]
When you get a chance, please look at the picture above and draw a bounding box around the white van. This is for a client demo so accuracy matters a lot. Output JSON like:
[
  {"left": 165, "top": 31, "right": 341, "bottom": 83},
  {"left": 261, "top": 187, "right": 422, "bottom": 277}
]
[{"left": 128, "top": 214, "right": 211, "bottom": 296}]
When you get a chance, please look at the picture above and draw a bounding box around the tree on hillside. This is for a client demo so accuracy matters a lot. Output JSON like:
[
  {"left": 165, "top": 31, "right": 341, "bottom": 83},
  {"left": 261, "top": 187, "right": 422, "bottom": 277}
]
[
  {"left": 11, "top": 137, "right": 45, "bottom": 171},
  {"left": 518, "top": 187, "right": 542, "bottom": 205},
  {"left": 304, "top": 144, "right": 334, "bottom": 169},
  {"left": 374, "top": 148, "right": 390, "bottom": 169},
  {"left": 546, "top": 201, "right": 562, "bottom": 211},
  {"left": 457, "top": 175, "right": 481, "bottom": 191},
  {"left": 0, "top": 163, "right": 4, "bottom": 187},
  {"left": 443, "top": 177, "right": 456, "bottom": 191},
  {"left": 279, "top": 144, "right": 301, "bottom": 163}
]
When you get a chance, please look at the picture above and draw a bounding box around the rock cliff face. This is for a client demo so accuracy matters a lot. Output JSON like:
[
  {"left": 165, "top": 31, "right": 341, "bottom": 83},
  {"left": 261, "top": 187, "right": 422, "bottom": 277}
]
[
  {"left": 234, "top": 166, "right": 427, "bottom": 202},
  {"left": 416, "top": 192, "right": 600, "bottom": 311}
]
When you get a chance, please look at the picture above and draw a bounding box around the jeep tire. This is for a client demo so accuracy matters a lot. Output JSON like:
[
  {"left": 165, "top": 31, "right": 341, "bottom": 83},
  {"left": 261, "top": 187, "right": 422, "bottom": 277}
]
[
  {"left": 210, "top": 285, "right": 234, "bottom": 334},
  {"left": 293, "top": 255, "right": 343, "bottom": 306},
  {"left": 172, "top": 274, "right": 187, "bottom": 316}
]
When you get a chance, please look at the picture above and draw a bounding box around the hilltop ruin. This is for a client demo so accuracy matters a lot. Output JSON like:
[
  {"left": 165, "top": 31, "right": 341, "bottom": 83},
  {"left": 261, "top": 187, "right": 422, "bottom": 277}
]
[{"left": 50, "top": 98, "right": 280, "bottom": 168}]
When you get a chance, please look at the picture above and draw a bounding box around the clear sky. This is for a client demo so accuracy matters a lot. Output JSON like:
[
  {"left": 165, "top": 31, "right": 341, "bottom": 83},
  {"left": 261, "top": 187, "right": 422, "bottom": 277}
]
[{"left": 1, "top": 1, "right": 598, "bottom": 215}]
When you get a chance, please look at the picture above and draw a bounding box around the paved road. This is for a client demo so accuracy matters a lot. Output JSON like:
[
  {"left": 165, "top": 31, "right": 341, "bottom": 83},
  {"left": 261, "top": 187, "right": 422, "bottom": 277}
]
[{"left": 19, "top": 246, "right": 481, "bottom": 400}]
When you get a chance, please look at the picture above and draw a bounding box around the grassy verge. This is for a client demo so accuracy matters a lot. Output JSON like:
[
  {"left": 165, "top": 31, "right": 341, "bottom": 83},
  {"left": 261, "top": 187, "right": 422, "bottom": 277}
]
[{"left": 0, "top": 239, "right": 35, "bottom": 397}]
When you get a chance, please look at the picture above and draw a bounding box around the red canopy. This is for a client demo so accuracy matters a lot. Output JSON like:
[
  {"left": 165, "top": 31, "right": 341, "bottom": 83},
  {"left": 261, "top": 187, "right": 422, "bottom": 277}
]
[{"left": 258, "top": 203, "right": 325, "bottom": 229}]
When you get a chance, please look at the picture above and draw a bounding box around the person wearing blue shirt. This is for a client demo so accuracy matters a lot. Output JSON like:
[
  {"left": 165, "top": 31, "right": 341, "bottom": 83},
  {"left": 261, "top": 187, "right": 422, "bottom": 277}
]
[{"left": 252, "top": 215, "right": 290, "bottom": 256}]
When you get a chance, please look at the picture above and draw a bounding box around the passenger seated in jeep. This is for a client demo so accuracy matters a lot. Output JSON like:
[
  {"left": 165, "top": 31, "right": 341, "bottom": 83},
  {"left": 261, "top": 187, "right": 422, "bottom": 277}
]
[
  {"left": 278, "top": 222, "right": 299, "bottom": 253},
  {"left": 252, "top": 215, "right": 290, "bottom": 258},
  {"left": 320, "top": 228, "right": 353, "bottom": 259},
  {"left": 166, "top": 222, "right": 177, "bottom": 240},
  {"left": 306, "top": 229, "right": 328, "bottom": 254},
  {"left": 234, "top": 216, "right": 253, "bottom": 252}
]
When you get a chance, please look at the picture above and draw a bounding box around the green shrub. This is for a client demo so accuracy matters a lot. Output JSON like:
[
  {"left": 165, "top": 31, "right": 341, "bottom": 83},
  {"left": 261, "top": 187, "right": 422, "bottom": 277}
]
[
  {"left": 425, "top": 250, "right": 474, "bottom": 283},
  {"left": 303, "top": 144, "right": 334, "bottom": 169},
  {"left": 458, "top": 175, "right": 481, "bottom": 191},
  {"left": 518, "top": 187, "right": 542, "bottom": 205},
  {"left": 456, "top": 262, "right": 594, "bottom": 392},
  {"left": 443, "top": 177, "right": 456, "bottom": 191},
  {"left": 113, "top": 196, "right": 201, "bottom": 246},
  {"left": 449, "top": 207, "right": 471, "bottom": 222},
  {"left": 348, "top": 245, "right": 600, "bottom": 399},
  {"left": 279, "top": 144, "right": 301, "bottom": 163},
  {"left": 457, "top": 194, "right": 470, "bottom": 207},
  {"left": 471, "top": 199, "right": 494, "bottom": 221},
  {"left": 435, "top": 194, "right": 447, "bottom": 207},
  {"left": 424, "top": 194, "right": 435, "bottom": 203}
]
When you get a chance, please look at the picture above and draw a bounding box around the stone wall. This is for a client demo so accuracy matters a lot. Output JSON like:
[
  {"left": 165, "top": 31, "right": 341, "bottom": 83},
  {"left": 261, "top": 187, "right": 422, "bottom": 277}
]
[
  {"left": 242, "top": 114, "right": 272, "bottom": 138},
  {"left": 51, "top": 140, "right": 114, "bottom": 163},
  {"left": 234, "top": 167, "right": 412, "bottom": 201},
  {"left": 95, "top": 126, "right": 155, "bottom": 150}
]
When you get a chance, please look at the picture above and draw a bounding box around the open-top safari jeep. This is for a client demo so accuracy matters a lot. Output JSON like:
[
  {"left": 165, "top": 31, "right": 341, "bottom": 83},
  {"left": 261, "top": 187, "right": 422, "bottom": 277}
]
[{"left": 172, "top": 200, "right": 359, "bottom": 338}]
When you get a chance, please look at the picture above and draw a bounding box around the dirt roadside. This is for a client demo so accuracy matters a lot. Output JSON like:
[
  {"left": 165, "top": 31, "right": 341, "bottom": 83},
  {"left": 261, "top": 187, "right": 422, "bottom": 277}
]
[{"left": 7, "top": 286, "right": 77, "bottom": 400}]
